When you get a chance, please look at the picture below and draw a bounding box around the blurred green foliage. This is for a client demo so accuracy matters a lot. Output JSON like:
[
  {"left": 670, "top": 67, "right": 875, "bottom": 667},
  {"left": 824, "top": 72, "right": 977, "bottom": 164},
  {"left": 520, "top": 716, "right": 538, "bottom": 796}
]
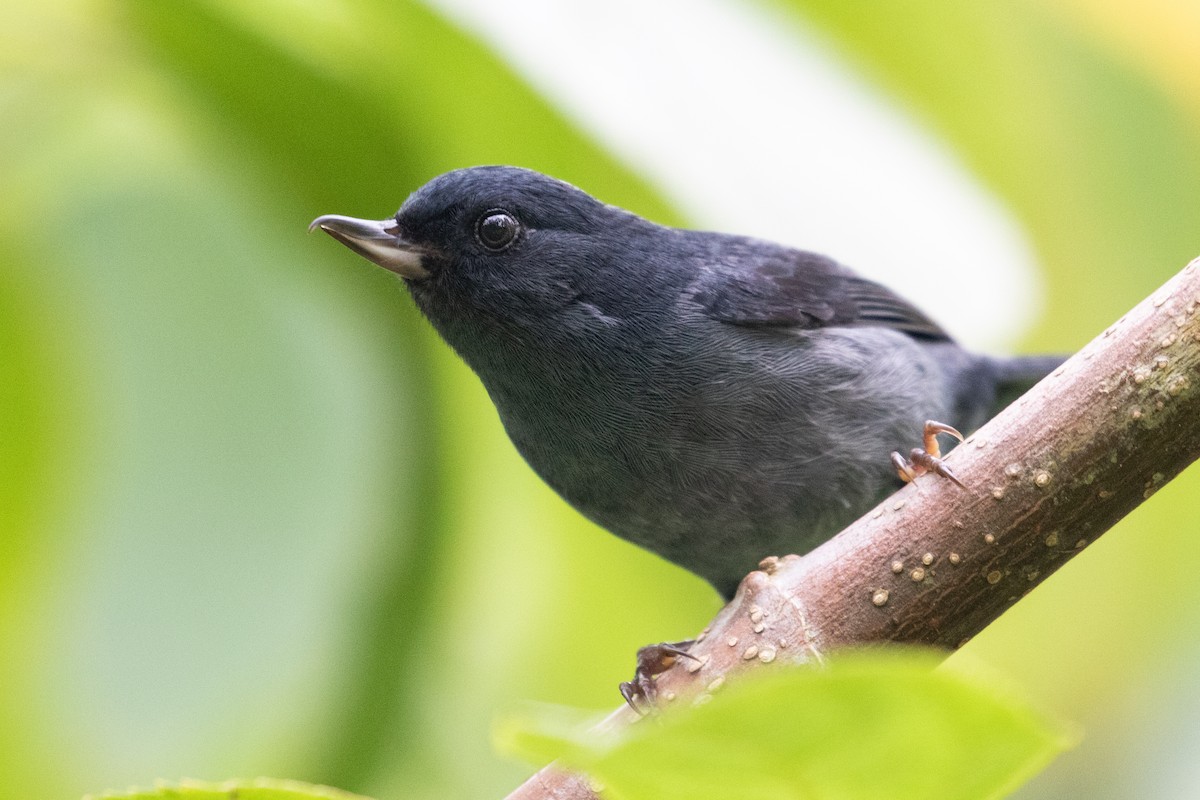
[
  {"left": 501, "top": 651, "right": 1072, "bottom": 800},
  {"left": 3, "top": 1, "right": 1200, "bottom": 799},
  {"left": 85, "top": 778, "right": 369, "bottom": 800}
]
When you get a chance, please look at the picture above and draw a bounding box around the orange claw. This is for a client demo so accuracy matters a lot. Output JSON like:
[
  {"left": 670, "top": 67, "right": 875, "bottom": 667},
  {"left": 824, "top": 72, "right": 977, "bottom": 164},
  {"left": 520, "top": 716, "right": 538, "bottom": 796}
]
[
  {"left": 891, "top": 451, "right": 918, "bottom": 483},
  {"left": 892, "top": 420, "right": 966, "bottom": 488},
  {"left": 922, "top": 420, "right": 964, "bottom": 459}
]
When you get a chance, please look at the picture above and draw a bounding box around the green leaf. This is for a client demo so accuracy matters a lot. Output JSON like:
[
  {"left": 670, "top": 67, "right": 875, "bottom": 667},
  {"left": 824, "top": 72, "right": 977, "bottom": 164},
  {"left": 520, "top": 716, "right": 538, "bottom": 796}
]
[
  {"left": 497, "top": 651, "right": 1074, "bottom": 800},
  {"left": 83, "top": 778, "right": 371, "bottom": 800}
]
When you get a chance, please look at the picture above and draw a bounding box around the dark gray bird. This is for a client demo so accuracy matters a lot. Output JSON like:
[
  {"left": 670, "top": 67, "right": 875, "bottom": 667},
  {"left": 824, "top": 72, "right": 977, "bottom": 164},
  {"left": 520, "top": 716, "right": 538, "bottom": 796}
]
[{"left": 312, "top": 166, "right": 1061, "bottom": 601}]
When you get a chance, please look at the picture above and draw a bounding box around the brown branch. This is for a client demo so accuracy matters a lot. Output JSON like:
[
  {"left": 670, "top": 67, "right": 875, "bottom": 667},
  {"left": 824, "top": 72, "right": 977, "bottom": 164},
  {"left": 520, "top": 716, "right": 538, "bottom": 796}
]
[{"left": 506, "top": 258, "right": 1200, "bottom": 800}]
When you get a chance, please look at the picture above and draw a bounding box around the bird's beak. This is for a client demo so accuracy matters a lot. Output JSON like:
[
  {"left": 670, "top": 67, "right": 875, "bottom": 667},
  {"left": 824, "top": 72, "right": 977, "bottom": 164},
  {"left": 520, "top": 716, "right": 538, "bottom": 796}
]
[{"left": 309, "top": 214, "right": 432, "bottom": 280}]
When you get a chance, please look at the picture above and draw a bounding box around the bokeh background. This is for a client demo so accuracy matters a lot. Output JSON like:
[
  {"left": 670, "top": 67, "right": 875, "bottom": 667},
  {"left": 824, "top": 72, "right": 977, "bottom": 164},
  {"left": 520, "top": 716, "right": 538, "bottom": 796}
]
[{"left": 5, "top": 0, "right": 1200, "bottom": 798}]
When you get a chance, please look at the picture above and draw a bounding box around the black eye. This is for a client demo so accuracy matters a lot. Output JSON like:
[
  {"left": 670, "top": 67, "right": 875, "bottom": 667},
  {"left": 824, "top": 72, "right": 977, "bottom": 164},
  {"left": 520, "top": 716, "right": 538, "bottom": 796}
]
[{"left": 475, "top": 210, "right": 520, "bottom": 251}]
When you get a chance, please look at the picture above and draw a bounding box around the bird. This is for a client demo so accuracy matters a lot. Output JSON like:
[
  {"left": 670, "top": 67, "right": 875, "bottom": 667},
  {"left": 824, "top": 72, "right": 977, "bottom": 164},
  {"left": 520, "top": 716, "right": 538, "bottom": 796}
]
[{"left": 311, "top": 166, "right": 1062, "bottom": 602}]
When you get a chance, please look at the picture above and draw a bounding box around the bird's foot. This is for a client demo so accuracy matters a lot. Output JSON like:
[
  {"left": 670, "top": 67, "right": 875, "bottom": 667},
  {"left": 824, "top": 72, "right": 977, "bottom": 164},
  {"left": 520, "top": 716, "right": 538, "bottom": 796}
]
[
  {"left": 619, "top": 640, "right": 698, "bottom": 715},
  {"left": 890, "top": 420, "right": 966, "bottom": 488}
]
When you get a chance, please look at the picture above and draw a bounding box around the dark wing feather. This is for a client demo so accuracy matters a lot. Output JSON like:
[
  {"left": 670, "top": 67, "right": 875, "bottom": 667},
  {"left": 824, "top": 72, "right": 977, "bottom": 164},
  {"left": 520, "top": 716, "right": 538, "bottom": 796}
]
[
  {"left": 839, "top": 276, "right": 949, "bottom": 340},
  {"left": 695, "top": 247, "right": 951, "bottom": 342}
]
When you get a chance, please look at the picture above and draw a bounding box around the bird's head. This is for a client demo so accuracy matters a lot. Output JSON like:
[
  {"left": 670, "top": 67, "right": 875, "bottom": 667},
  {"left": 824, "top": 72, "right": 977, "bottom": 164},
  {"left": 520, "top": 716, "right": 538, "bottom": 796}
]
[{"left": 311, "top": 166, "right": 655, "bottom": 331}]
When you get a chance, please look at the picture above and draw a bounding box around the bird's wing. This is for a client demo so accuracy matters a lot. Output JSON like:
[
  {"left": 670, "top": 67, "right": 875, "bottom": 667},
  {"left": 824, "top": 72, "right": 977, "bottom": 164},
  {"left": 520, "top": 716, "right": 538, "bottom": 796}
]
[{"left": 693, "top": 248, "right": 952, "bottom": 342}]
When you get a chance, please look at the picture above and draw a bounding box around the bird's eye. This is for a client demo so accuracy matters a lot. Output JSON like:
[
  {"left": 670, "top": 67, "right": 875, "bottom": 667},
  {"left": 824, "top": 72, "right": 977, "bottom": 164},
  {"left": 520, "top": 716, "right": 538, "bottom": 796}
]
[{"left": 475, "top": 210, "right": 520, "bottom": 251}]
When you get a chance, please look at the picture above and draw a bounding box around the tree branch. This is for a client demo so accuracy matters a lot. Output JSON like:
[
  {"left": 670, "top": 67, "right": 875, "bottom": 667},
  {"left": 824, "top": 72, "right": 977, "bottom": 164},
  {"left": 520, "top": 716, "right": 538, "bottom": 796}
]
[{"left": 506, "top": 258, "right": 1200, "bottom": 800}]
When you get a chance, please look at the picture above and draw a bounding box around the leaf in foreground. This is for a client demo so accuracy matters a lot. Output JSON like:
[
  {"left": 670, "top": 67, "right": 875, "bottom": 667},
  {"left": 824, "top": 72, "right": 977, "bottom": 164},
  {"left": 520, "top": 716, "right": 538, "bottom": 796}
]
[
  {"left": 82, "top": 777, "right": 372, "bottom": 800},
  {"left": 497, "top": 651, "right": 1074, "bottom": 800}
]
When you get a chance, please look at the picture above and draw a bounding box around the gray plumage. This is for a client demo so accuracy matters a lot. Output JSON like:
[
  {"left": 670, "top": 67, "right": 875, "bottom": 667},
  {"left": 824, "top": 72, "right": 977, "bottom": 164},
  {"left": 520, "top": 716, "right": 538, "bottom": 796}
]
[{"left": 313, "top": 166, "right": 1062, "bottom": 599}]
